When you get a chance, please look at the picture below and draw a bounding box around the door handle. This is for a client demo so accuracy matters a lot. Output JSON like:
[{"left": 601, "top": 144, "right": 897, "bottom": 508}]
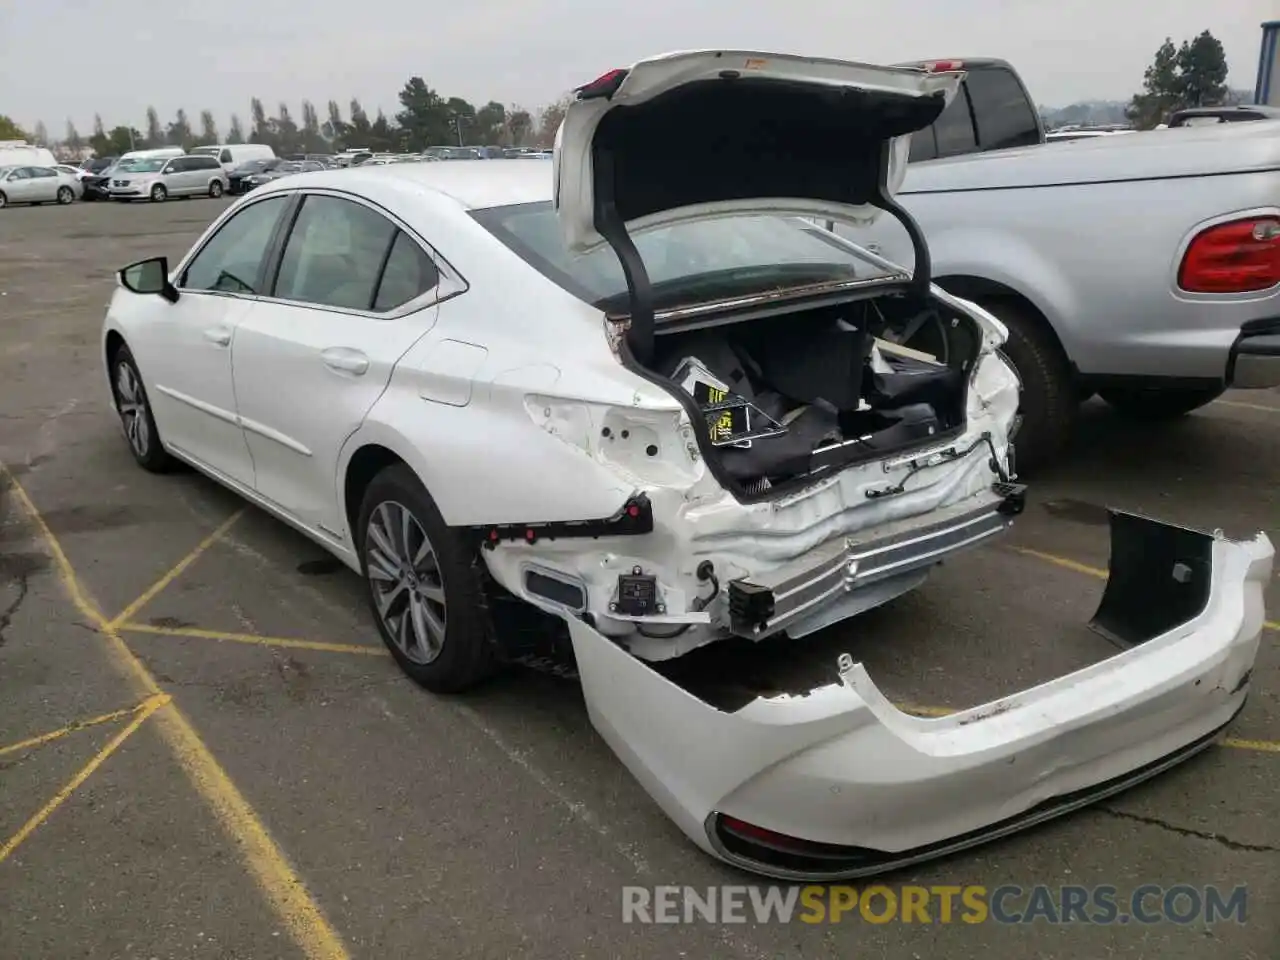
[
  {"left": 321, "top": 348, "right": 369, "bottom": 375},
  {"left": 203, "top": 327, "right": 232, "bottom": 346}
]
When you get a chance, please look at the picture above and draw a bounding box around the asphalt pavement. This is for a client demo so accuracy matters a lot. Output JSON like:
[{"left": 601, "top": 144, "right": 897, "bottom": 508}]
[{"left": 0, "top": 197, "right": 1277, "bottom": 959}]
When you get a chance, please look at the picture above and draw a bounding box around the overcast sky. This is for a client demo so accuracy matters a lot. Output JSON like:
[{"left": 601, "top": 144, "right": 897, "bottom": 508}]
[{"left": 2, "top": 0, "right": 1271, "bottom": 134}]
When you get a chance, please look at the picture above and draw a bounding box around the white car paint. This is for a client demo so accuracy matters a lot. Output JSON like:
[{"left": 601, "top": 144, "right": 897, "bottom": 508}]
[
  {"left": 0, "top": 164, "right": 81, "bottom": 205},
  {"left": 553, "top": 50, "right": 963, "bottom": 254},
  {"left": 100, "top": 48, "right": 1272, "bottom": 880}
]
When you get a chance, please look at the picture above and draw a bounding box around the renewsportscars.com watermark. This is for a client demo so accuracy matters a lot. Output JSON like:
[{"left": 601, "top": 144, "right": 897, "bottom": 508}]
[{"left": 622, "top": 884, "right": 1248, "bottom": 925}]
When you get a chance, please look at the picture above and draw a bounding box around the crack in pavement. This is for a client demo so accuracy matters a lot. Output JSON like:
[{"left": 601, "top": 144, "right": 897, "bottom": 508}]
[
  {"left": 1098, "top": 806, "right": 1280, "bottom": 853},
  {"left": 0, "top": 571, "right": 30, "bottom": 646}
]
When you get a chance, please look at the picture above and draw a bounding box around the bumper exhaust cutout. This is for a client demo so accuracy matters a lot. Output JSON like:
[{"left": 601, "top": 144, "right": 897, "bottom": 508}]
[{"left": 1089, "top": 510, "right": 1214, "bottom": 649}]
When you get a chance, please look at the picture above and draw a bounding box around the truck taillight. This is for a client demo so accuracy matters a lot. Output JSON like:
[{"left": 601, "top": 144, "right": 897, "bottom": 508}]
[{"left": 1178, "top": 217, "right": 1280, "bottom": 293}]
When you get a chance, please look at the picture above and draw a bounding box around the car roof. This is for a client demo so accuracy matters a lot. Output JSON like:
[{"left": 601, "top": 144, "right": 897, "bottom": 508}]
[{"left": 264, "top": 158, "right": 555, "bottom": 210}]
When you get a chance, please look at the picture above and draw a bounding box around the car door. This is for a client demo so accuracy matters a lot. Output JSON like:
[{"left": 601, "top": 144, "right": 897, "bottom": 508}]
[
  {"left": 231, "top": 191, "right": 450, "bottom": 537},
  {"left": 137, "top": 193, "right": 292, "bottom": 488},
  {"left": 27, "top": 167, "right": 59, "bottom": 201},
  {"left": 2, "top": 167, "right": 33, "bottom": 202}
]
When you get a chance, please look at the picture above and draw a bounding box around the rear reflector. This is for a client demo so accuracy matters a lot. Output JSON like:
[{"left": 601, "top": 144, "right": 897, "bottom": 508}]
[{"left": 1178, "top": 217, "right": 1280, "bottom": 293}]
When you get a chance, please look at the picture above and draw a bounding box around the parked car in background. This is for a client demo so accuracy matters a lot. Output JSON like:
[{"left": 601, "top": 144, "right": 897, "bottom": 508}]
[
  {"left": 0, "top": 141, "right": 58, "bottom": 168},
  {"left": 227, "top": 158, "right": 283, "bottom": 194},
  {"left": 845, "top": 64, "right": 1280, "bottom": 470},
  {"left": 80, "top": 156, "right": 120, "bottom": 200},
  {"left": 108, "top": 154, "right": 227, "bottom": 202},
  {"left": 1167, "top": 104, "right": 1280, "bottom": 127},
  {"left": 237, "top": 159, "right": 326, "bottom": 190},
  {"left": 189, "top": 143, "right": 277, "bottom": 173},
  {"left": 118, "top": 147, "right": 185, "bottom": 164},
  {"left": 0, "top": 164, "right": 82, "bottom": 207}
]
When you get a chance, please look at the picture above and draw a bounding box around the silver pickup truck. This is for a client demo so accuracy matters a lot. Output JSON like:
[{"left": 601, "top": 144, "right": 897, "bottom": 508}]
[{"left": 845, "top": 61, "right": 1280, "bottom": 470}]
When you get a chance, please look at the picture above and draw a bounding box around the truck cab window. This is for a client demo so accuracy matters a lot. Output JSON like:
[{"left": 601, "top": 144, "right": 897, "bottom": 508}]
[{"left": 965, "top": 65, "right": 1041, "bottom": 151}]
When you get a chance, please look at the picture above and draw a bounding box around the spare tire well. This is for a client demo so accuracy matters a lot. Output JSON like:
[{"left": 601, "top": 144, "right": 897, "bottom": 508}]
[{"left": 344, "top": 444, "right": 408, "bottom": 541}]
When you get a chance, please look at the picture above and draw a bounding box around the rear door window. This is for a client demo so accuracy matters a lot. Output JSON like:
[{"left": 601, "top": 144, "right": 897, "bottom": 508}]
[{"left": 964, "top": 65, "right": 1041, "bottom": 151}]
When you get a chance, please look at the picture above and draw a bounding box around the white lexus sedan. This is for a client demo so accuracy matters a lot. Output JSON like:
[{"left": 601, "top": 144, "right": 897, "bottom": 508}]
[{"left": 101, "top": 50, "right": 1272, "bottom": 880}]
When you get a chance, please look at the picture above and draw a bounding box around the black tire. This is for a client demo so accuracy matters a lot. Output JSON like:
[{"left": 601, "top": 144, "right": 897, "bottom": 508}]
[
  {"left": 149, "top": 183, "right": 167, "bottom": 202},
  {"left": 976, "top": 298, "right": 1078, "bottom": 473},
  {"left": 208, "top": 180, "right": 224, "bottom": 198},
  {"left": 0, "top": 191, "right": 6, "bottom": 208},
  {"left": 109, "top": 344, "right": 176, "bottom": 473},
  {"left": 357, "top": 464, "right": 497, "bottom": 693},
  {"left": 57, "top": 186, "right": 74, "bottom": 204},
  {"left": 1098, "top": 385, "right": 1225, "bottom": 420}
]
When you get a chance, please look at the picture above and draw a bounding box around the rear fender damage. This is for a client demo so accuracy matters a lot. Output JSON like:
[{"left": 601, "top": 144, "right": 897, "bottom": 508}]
[{"left": 564, "top": 509, "right": 1273, "bottom": 880}]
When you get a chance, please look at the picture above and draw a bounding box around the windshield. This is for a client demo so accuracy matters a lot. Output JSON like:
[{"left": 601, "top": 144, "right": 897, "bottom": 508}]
[
  {"left": 471, "top": 202, "right": 894, "bottom": 309},
  {"left": 236, "top": 159, "right": 278, "bottom": 173},
  {"left": 118, "top": 158, "right": 167, "bottom": 172}
]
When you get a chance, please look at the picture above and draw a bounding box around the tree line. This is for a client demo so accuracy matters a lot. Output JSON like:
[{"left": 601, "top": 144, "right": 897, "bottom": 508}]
[
  {"left": 1126, "top": 30, "right": 1231, "bottom": 128},
  {"left": 5, "top": 77, "right": 573, "bottom": 158},
  {"left": 2, "top": 32, "right": 1240, "bottom": 157}
]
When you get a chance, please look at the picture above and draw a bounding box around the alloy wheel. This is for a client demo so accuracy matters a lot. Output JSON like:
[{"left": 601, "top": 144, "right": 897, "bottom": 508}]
[
  {"left": 115, "top": 360, "right": 151, "bottom": 457},
  {"left": 365, "top": 501, "right": 447, "bottom": 665}
]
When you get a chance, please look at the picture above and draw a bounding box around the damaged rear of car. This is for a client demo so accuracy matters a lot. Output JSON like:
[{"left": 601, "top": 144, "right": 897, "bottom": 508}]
[
  {"left": 476, "top": 51, "right": 1027, "bottom": 662},
  {"left": 492, "top": 49, "right": 1273, "bottom": 878}
]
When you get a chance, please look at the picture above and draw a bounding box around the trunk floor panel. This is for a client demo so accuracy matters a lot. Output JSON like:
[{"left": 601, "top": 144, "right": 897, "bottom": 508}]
[{"left": 656, "top": 543, "right": 1122, "bottom": 713}]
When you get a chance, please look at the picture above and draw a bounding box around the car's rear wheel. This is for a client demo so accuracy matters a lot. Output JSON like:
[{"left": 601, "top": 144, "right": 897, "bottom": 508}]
[
  {"left": 149, "top": 184, "right": 167, "bottom": 202},
  {"left": 208, "top": 180, "right": 223, "bottom": 198},
  {"left": 357, "top": 464, "right": 497, "bottom": 693},
  {"left": 974, "top": 298, "right": 1078, "bottom": 473},
  {"left": 0, "top": 191, "right": 7, "bottom": 209},
  {"left": 56, "top": 186, "right": 74, "bottom": 204},
  {"left": 1098, "top": 385, "right": 1225, "bottom": 419},
  {"left": 109, "top": 344, "right": 175, "bottom": 472}
]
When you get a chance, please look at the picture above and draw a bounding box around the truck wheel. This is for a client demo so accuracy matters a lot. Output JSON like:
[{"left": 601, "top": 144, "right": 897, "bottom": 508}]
[
  {"left": 1097, "top": 385, "right": 1224, "bottom": 420},
  {"left": 976, "top": 299, "right": 1078, "bottom": 473}
]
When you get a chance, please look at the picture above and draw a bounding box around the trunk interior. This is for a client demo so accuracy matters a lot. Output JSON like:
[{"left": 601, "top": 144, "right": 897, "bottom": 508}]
[{"left": 634, "top": 290, "right": 983, "bottom": 497}]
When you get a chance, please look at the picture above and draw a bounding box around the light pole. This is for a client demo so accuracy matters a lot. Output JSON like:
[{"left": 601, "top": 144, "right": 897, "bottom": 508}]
[{"left": 449, "top": 114, "right": 469, "bottom": 147}]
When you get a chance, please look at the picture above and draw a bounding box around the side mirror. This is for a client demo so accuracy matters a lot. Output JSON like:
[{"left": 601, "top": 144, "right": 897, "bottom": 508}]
[{"left": 120, "top": 256, "right": 180, "bottom": 303}]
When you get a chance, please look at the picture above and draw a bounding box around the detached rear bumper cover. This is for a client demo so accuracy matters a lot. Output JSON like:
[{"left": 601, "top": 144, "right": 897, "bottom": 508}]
[{"left": 566, "top": 511, "right": 1273, "bottom": 880}]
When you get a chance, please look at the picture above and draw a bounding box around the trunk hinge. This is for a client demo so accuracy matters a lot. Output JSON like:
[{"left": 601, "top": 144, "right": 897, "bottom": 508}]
[
  {"left": 593, "top": 150, "right": 656, "bottom": 366},
  {"left": 870, "top": 142, "right": 932, "bottom": 302}
]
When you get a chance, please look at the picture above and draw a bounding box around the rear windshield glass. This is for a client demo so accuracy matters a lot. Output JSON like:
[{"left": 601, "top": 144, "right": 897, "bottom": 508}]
[{"left": 471, "top": 202, "right": 893, "bottom": 309}]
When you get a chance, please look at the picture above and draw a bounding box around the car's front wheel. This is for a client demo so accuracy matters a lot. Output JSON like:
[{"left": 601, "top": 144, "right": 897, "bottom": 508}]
[
  {"left": 110, "top": 344, "right": 175, "bottom": 472},
  {"left": 357, "top": 464, "right": 497, "bottom": 693},
  {"left": 208, "top": 180, "right": 224, "bottom": 198},
  {"left": 1097, "top": 385, "right": 1225, "bottom": 420},
  {"left": 149, "top": 184, "right": 167, "bottom": 202}
]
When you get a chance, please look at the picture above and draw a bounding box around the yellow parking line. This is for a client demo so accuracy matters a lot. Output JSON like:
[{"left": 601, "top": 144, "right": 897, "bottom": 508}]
[
  {"left": 0, "top": 694, "right": 169, "bottom": 865},
  {"left": 107, "top": 509, "right": 244, "bottom": 629},
  {"left": 1, "top": 467, "right": 351, "bottom": 960},
  {"left": 0, "top": 697, "right": 160, "bottom": 759},
  {"left": 120, "top": 621, "right": 385, "bottom": 657},
  {"left": 1216, "top": 399, "right": 1280, "bottom": 414},
  {"left": 1013, "top": 546, "right": 1280, "bottom": 633}
]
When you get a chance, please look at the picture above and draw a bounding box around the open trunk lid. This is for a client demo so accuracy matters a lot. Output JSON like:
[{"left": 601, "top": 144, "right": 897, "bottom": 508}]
[{"left": 552, "top": 50, "right": 963, "bottom": 364}]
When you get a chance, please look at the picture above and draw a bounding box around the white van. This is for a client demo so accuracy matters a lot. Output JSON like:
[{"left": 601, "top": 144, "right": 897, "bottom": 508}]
[
  {"left": 189, "top": 143, "right": 276, "bottom": 173},
  {"left": 119, "top": 147, "right": 185, "bottom": 163},
  {"left": 0, "top": 141, "right": 58, "bottom": 168}
]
